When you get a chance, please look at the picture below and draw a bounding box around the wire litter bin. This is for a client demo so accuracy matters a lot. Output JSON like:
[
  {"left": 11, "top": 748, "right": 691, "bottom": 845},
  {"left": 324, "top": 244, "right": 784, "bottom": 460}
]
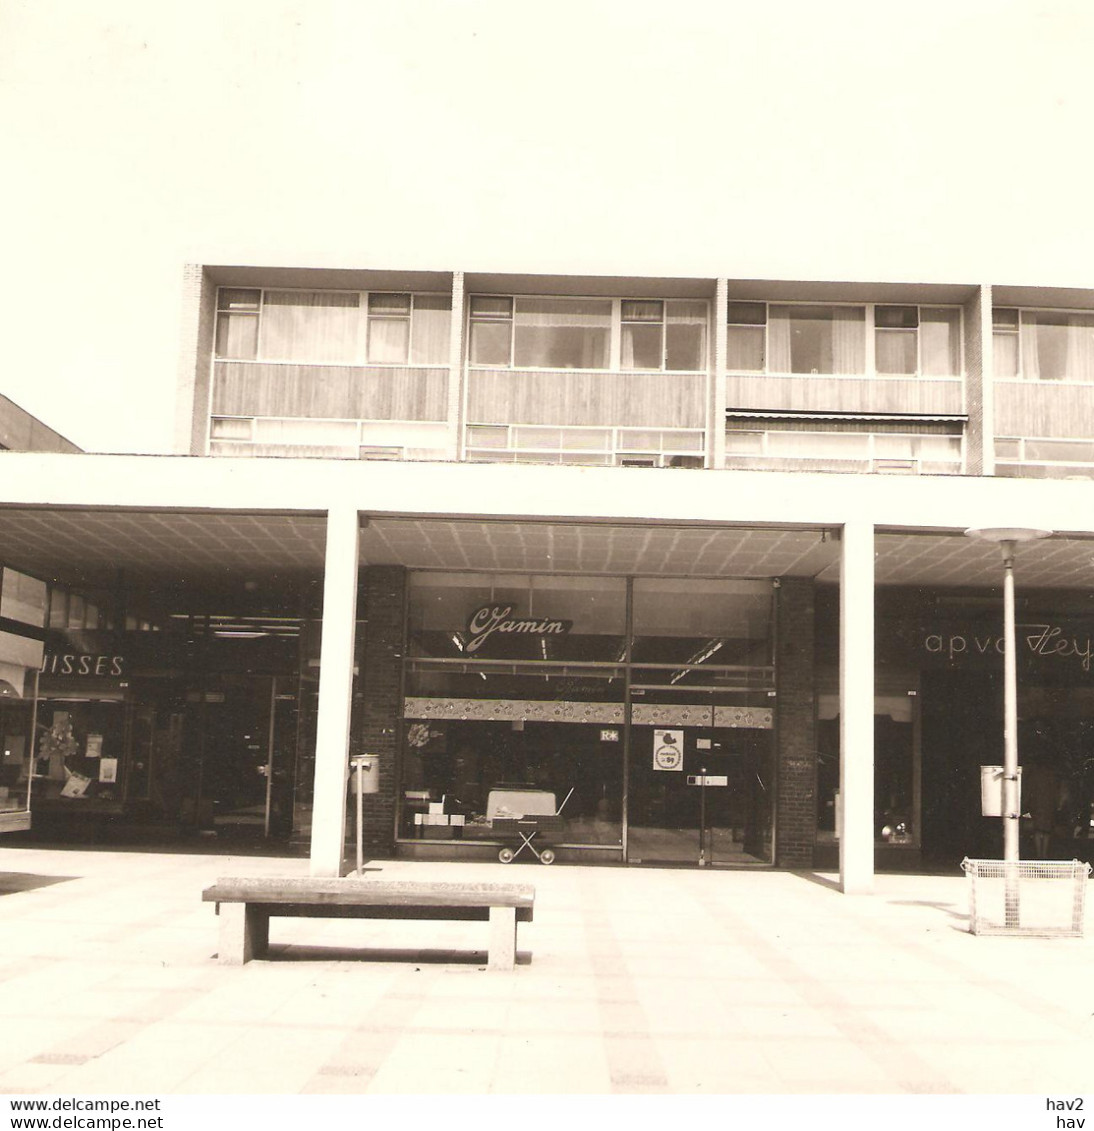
[{"left": 961, "top": 858, "right": 1091, "bottom": 937}]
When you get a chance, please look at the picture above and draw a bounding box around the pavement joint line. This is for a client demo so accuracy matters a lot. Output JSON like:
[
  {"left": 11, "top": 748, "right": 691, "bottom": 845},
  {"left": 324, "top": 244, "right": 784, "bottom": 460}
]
[
  {"left": 580, "top": 883, "right": 669, "bottom": 1094},
  {"left": 702, "top": 890, "right": 960, "bottom": 1092}
]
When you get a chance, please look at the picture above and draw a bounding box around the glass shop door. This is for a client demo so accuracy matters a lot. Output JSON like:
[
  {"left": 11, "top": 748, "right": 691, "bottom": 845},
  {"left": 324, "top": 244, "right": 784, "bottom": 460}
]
[
  {"left": 183, "top": 675, "right": 290, "bottom": 838},
  {"left": 626, "top": 689, "right": 774, "bottom": 866}
]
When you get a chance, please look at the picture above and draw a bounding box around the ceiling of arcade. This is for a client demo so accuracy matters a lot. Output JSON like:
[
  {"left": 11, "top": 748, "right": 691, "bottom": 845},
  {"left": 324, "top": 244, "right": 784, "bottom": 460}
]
[{"left": 0, "top": 507, "right": 1090, "bottom": 603}]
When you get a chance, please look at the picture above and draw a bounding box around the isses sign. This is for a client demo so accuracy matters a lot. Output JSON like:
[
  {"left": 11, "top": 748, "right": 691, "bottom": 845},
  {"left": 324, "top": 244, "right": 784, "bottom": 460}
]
[
  {"left": 464, "top": 605, "right": 573, "bottom": 655},
  {"left": 40, "top": 653, "right": 125, "bottom": 677}
]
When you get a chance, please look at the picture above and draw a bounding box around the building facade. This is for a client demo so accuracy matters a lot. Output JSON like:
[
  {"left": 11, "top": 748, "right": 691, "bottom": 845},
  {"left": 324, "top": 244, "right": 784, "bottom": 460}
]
[
  {"left": 0, "top": 398, "right": 79, "bottom": 832},
  {"left": 3, "top": 263, "right": 1094, "bottom": 890}
]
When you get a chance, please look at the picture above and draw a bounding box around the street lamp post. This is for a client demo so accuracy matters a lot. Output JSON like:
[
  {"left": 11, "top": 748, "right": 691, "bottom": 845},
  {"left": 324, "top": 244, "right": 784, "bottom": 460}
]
[{"left": 965, "top": 526, "right": 1052, "bottom": 927}]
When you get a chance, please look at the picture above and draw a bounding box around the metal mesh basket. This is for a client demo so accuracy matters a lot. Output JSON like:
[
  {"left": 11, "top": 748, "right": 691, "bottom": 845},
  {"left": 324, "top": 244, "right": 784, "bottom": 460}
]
[{"left": 961, "top": 858, "right": 1091, "bottom": 937}]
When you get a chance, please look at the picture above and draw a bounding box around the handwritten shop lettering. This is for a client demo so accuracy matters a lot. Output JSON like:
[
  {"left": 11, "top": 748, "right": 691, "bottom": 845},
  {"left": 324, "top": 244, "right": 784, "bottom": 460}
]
[
  {"left": 924, "top": 624, "right": 1093, "bottom": 672},
  {"left": 41, "top": 654, "right": 125, "bottom": 676},
  {"left": 465, "top": 605, "right": 572, "bottom": 654}
]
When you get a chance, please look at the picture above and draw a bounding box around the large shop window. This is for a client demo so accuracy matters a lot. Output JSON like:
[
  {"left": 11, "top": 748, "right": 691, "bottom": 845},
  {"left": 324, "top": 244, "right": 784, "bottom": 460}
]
[
  {"left": 400, "top": 573, "right": 776, "bottom": 864},
  {"left": 815, "top": 688, "right": 920, "bottom": 850},
  {"left": 214, "top": 287, "right": 452, "bottom": 366},
  {"left": 403, "top": 575, "right": 627, "bottom": 847}
]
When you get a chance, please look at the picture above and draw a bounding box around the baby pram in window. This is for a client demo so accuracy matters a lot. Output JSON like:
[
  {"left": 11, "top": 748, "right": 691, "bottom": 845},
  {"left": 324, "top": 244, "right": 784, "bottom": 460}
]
[{"left": 487, "top": 785, "right": 573, "bottom": 865}]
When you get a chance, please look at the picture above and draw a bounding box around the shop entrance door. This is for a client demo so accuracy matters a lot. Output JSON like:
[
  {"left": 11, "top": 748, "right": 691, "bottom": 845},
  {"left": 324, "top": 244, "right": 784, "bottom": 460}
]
[
  {"left": 626, "top": 691, "right": 774, "bottom": 866},
  {"left": 186, "top": 675, "right": 292, "bottom": 838}
]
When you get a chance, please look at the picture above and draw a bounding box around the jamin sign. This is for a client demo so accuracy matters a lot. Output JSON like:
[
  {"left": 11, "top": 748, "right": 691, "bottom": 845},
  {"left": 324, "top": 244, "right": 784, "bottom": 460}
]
[{"left": 653, "top": 729, "right": 684, "bottom": 771}]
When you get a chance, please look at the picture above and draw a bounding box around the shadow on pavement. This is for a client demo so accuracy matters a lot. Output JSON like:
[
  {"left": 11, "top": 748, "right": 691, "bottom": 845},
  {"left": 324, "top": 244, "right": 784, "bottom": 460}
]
[
  {"left": 0, "top": 872, "right": 77, "bottom": 896},
  {"left": 263, "top": 944, "right": 532, "bottom": 966}
]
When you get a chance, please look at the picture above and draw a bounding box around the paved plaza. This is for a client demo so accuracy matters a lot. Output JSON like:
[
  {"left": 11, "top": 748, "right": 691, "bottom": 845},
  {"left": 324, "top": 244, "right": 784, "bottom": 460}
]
[{"left": 0, "top": 845, "right": 1089, "bottom": 1096}]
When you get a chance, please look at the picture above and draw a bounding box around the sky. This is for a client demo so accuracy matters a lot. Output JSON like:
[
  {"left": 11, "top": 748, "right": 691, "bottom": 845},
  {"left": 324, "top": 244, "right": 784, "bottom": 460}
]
[{"left": 3, "top": 0, "right": 1094, "bottom": 454}]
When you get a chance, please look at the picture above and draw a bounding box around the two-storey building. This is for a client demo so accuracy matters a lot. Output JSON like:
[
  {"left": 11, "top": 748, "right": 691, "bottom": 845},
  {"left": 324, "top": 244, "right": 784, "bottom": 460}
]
[{"left": 4, "top": 263, "right": 1094, "bottom": 890}]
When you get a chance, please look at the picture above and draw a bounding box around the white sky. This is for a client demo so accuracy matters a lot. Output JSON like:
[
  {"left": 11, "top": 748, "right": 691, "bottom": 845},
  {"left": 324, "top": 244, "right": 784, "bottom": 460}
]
[{"left": 3, "top": 0, "right": 1094, "bottom": 454}]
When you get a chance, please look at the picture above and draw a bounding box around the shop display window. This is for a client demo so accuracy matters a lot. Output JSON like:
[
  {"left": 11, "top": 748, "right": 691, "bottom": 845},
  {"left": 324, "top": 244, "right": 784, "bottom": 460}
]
[
  {"left": 816, "top": 687, "right": 920, "bottom": 848},
  {"left": 402, "top": 573, "right": 776, "bottom": 861},
  {"left": 0, "top": 700, "right": 34, "bottom": 824},
  {"left": 32, "top": 701, "right": 126, "bottom": 806}
]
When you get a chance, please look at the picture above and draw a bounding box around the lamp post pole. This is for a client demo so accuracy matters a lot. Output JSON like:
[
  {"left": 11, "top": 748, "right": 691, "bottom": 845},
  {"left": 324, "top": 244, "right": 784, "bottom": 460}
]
[
  {"left": 1000, "top": 540, "right": 1020, "bottom": 869},
  {"left": 965, "top": 526, "right": 1052, "bottom": 929}
]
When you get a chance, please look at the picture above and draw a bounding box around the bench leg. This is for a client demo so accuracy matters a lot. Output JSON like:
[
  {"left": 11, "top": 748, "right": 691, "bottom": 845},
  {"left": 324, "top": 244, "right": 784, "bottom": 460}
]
[
  {"left": 217, "top": 903, "right": 269, "bottom": 965},
  {"left": 488, "top": 906, "right": 517, "bottom": 971}
]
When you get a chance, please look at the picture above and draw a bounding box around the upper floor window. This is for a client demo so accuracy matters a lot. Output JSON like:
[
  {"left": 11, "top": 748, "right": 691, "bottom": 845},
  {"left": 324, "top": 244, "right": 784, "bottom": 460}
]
[
  {"left": 468, "top": 295, "right": 708, "bottom": 371},
  {"left": 994, "top": 308, "right": 1094, "bottom": 381},
  {"left": 727, "top": 302, "right": 961, "bottom": 377},
  {"left": 875, "top": 306, "right": 960, "bottom": 376},
  {"left": 214, "top": 288, "right": 451, "bottom": 365},
  {"left": 620, "top": 300, "right": 708, "bottom": 371},
  {"left": 469, "top": 296, "right": 611, "bottom": 369},
  {"left": 727, "top": 304, "right": 865, "bottom": 374}
]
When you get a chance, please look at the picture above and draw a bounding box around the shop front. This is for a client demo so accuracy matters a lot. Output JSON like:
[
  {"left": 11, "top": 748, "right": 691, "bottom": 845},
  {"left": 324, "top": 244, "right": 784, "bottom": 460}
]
[
  {"left": 28, "top": 621, "right": 306, "bottom": 843},
  {"left": 813, "top": 583, "right": 1094, "bottom": 869},
  {"left": 396, "top": 571, "right": 776, "bottom": 866}
]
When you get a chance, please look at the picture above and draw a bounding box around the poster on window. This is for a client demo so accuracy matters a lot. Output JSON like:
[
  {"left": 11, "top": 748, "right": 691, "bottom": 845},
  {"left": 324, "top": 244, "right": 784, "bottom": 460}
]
[
  {"left": 86, "top": 734, "right": 103, "bottom": 759},
  {"left": 98, "top": 758, "right": 118, "bottom": 784},
  {"left": 653, "top": 729, "right": 684, "bottom": 771}
]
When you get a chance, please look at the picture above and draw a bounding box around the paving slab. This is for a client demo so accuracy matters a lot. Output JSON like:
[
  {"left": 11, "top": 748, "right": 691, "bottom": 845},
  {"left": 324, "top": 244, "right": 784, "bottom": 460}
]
[{"left": 0, "top": 844, "right": 1088, "bottom": 1101}]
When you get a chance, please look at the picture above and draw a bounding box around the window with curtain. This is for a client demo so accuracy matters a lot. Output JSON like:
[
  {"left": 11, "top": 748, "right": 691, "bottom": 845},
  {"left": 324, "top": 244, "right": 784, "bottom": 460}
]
[
  {"left": 768, "top": 305, "right": 865, "bottom": 374},
  {"left": 367, "top": 293, "right": 411, "bottom": 363},
  {"left": 729, "top": 302, "right": 958, "bottom": 376},
  {"left": 215, "top": 289, "right": 260, "bottom": 359},
  {"left": 875, "top": 306, "right": 960, "bottom": 376},
  {"left": 214, "top": 288, "right": 451, "bottom": 365},
  {"left": 513, "top": 297, "right": 612, "bottom": 368},
  {"left": 726, "top": 302, "right": 766, "bottom": 371},
  {"left": 471, "top": 295, "right": 707, "bottom": 371},
  {"left": 665, "top": 300, "right": 707, "bottom": 371},
  {"left": 621, "top": 300, "right": 663, "bottom": 369},
  {"left": 1019, "top": 311, "right": 1094, "bottom": 382},
  {"left": 993, "top": 308, "right": 1020, "bottom": 377},
  {"left": 262, "top": 291, "right": 362, "bottom": 363},
  {"left": 468, "top": 296, "right": 514, "bottom": 366}
]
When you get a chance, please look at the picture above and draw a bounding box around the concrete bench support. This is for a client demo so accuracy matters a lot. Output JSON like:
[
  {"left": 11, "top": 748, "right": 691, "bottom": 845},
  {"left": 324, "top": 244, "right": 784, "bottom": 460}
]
[
  {"left": 203, "top": 877, "right": 535, "bottom": 971},
  {"left": 488, "top": 905, "right": 517, "bottom": 971}
]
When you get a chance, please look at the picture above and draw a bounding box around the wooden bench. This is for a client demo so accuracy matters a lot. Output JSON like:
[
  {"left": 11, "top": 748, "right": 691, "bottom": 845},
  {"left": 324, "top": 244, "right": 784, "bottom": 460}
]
[{"left": 201, "top": 877, "right": 535, "bottom": 971}]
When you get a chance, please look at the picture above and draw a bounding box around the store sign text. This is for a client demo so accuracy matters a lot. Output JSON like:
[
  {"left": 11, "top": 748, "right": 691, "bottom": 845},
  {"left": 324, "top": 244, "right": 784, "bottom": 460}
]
[
  {"left": 924, "top": 624, "right": 1093, "bottom": 671},
  {"left": 464, "top": 606, "right": 572, "bottom": 654},
  {"left": 40, "top": 653, "right": 125, "bottom": 677}
]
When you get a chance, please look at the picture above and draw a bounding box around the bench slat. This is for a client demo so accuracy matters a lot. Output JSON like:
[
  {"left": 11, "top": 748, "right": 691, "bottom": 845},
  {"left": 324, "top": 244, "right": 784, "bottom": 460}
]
[{"left": 202, "top": 877, "right": 535, "bottom": 914}]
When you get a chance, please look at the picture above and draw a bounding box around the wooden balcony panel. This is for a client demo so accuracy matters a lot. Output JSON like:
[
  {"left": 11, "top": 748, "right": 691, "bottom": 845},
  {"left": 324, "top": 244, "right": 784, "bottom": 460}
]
[
  {"left": 212, "top": 362, "right": 448, "bottom": 422},
  {"left": 725, "top": 374, "right": 964, "bottom": 416},
  {"left": 467, "top": 369, "right": 706, "bottom": 428},
  {"left": 994, "top": 381, "right": 1094, "bottom": 439}
]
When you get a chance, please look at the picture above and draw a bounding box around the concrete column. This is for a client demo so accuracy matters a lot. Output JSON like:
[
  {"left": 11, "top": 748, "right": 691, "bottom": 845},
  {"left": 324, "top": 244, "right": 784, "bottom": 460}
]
[
  {"left": 309, "top": 504, "right": 361, "bottom": 877},
  {"left": 446, "top": 270, "right": 465, "bottom": 460},
  {"left": 711, "top": 278, "right": 728, "bottom": 469},
  {"left": 839, "top": 521, "right": 874, "bottom": 894}
]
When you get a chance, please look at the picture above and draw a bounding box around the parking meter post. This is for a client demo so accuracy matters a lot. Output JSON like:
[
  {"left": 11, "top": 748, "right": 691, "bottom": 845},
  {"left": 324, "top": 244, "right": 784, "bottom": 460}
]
[{"left": 350, "top": 755, "right": 371, "bottom": 877}]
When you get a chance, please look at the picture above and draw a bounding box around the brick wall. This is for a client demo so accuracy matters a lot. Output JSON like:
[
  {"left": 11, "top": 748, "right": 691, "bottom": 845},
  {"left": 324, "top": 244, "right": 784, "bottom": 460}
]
[
  {"left": 354, "top": 565, "right": 406, "bottom": 854},
  {"left": 774, "top": 577, "right": 816, "bottom": 867}
]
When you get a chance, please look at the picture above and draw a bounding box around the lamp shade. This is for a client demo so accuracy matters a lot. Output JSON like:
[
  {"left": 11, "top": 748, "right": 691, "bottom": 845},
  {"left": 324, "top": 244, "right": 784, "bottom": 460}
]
[{"left": 964, "top": 527, "right": 1053, "bottom": 543}]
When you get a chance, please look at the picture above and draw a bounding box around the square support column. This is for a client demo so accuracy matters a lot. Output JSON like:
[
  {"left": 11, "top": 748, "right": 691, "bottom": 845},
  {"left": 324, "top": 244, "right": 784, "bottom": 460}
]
[
  {"left": 309, "top": 504, "right": 361, "bottom": 877},
  {"left": 839, "top": 521, "right": 875, "bottom": 894}
]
